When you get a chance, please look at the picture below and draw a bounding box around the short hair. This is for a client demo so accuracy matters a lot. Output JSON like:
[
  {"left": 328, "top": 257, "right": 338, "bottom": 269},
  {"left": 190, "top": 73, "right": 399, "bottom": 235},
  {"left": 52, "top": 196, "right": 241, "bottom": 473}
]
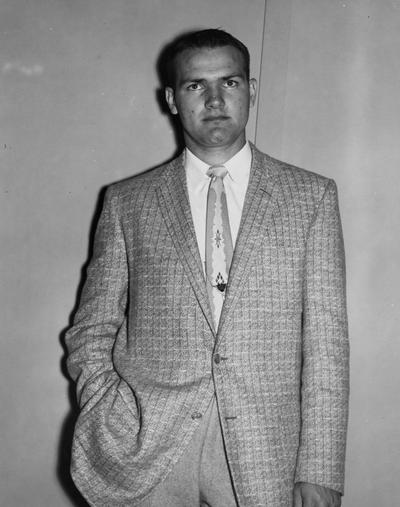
[{"left": 160, "top": 28, "right": 250, "bottom": 88}]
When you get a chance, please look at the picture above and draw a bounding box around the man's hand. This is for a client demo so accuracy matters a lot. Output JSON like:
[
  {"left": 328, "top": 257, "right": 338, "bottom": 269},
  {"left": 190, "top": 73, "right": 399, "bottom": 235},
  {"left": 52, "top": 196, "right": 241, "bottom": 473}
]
[{"left": 293, "top": 482, "right": 341, "bottom": 507}]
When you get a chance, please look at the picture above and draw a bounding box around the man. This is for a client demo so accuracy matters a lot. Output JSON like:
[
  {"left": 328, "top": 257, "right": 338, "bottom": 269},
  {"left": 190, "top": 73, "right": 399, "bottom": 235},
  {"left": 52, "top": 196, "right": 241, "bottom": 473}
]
[{"left": 66, "top": 29, "right": 349, "bottom": 507}]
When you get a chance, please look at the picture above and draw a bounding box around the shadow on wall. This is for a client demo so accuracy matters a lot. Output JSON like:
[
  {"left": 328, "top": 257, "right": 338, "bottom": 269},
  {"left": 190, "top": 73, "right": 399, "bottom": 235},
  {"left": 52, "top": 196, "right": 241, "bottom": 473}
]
[{"left": 56, "top": 378, "right": 91, "bottom": 506}]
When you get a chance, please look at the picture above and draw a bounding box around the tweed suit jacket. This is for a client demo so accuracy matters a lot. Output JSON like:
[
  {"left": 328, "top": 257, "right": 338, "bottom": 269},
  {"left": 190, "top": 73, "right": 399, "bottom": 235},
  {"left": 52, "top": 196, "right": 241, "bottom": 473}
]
[{"left": 66, "top": 144, "right": 349, "bottom": 507}]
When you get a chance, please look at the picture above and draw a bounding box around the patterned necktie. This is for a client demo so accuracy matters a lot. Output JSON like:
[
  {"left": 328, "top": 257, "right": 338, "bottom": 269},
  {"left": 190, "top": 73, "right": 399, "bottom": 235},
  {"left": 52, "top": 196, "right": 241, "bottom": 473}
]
[{"left": 205, "top": 165, "right": 233, "bottom": 328}]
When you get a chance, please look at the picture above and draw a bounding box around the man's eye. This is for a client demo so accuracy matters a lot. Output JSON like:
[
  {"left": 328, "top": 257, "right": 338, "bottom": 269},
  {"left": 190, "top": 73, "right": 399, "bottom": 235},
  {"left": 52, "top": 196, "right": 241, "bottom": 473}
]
[
  {"left": 187, "top": 83, "right": 202, "bottom": 90},
  {"left": 225, "top": 80, "right": 238, "bottom": 88}
]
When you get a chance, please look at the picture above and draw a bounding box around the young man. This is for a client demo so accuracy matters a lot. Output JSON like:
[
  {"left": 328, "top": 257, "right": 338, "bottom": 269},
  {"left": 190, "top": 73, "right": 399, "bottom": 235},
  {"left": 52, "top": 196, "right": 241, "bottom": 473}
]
[{"left": 66, "top": 29, "right": 348, "bottom": 507}]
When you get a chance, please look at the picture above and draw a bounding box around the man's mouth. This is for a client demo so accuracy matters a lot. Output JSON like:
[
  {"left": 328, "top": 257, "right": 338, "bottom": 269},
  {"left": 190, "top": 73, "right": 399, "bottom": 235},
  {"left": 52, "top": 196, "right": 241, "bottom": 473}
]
[{"left": 203, "top": 115, "right": 230, "bottom": 122}]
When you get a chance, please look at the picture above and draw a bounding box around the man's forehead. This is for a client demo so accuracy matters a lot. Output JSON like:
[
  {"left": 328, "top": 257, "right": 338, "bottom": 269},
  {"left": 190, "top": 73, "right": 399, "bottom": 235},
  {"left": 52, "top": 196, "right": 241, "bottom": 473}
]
[{"left": 175, "top": 46, "right": 246, "bottom": 79}]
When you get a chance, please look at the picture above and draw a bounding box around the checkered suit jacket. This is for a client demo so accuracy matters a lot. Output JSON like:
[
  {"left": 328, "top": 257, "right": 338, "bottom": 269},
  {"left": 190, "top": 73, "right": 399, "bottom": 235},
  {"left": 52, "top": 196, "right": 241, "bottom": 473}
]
[{"left": 66, "top": 144, "right": 349, "bottom": 506}]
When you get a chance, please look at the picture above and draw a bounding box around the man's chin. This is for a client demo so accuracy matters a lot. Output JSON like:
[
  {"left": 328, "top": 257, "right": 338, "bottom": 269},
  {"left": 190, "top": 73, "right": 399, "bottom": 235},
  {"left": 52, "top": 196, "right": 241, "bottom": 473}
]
[
  {"left": 204, "top": 126, "right": 233, "bottom": 145},
  {"left": 185, "top": 128, "right": 244, "bottom": 152}
]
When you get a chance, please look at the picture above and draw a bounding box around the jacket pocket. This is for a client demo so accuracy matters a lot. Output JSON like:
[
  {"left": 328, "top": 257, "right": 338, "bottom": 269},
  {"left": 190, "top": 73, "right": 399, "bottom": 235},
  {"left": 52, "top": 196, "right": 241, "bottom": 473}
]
[{"left": 105, "top": 378, "right": 140, "bottom": 437}]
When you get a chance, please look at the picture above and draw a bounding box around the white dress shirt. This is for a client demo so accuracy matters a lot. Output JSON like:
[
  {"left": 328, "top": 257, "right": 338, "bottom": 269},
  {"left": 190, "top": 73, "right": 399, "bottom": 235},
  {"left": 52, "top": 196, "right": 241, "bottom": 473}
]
[{"left": 185, "top": 142, "right": 252, "bottom": 271}]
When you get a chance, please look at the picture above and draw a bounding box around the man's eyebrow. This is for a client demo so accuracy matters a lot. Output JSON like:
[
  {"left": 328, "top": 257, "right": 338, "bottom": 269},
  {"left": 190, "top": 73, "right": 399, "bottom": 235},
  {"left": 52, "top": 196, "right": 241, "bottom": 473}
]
[
  {"left": 221, "top": 74, "right": 245, "bottom": 80},
  {"left": 185, "top": 78, "right": 205, "bottom": 83},
  {"left": 178, "top": 78, "right": 206, "bottom": 85},
  {"left": 179, "top": 74, "right": 245, "bottom": 85}
]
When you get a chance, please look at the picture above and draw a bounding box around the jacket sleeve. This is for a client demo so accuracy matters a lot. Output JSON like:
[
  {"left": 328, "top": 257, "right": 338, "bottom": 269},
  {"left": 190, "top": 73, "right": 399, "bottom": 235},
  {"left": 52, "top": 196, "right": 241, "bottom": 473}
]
[
  {"left": 65, "top": 185, "right": 128, "bottom": 409},
  {"left": 295, "top": 179, "right": 349, "bottom": 494}
]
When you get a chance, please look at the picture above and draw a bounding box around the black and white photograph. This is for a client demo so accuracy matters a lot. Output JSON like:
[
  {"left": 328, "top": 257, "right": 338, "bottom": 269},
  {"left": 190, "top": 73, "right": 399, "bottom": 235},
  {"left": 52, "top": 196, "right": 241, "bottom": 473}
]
[{"left": 1, "top": 1, "right": 399, "bottom": 506}]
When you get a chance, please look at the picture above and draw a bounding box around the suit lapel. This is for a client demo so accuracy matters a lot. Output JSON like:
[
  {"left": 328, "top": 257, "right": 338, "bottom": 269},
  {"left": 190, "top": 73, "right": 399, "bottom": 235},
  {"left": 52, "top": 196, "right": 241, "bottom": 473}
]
[
  {"left": 156, "top": 154, "right": 216, "bottom": 337},
  {"left": 217, "top": 145, "right": 278, "bottom": 337}
]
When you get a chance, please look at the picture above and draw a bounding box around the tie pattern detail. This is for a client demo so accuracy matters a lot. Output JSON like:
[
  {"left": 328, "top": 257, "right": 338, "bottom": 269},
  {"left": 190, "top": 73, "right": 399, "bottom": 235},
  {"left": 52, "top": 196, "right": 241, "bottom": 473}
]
[{"left": 205, "top": 165, "right": 233, "bottom": 328}]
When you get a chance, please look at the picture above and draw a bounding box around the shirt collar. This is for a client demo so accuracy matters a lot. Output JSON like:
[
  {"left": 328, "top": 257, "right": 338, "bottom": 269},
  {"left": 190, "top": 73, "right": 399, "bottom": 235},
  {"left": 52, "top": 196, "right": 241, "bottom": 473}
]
[
  {"left": 184, "top": 141, "right": 252, "bottom": 186},
  {"left": 224, "top": 141, "right": 252, "bottom": 184}
]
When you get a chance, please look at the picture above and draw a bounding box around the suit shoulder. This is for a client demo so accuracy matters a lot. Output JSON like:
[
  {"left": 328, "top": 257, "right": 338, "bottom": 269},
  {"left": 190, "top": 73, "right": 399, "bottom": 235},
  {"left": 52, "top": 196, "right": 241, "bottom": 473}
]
[
  {"left": 104, "top": 152, "right": 184, "bottom": 204},
  {"left": 267, "top": 154, "right": 331, "bottom": 186},
  {"left": 253, "top": 147, "right": 334, "bottom": 202},
  {"left": 107, "top": 163, "right": 165, "bottom": 198}
]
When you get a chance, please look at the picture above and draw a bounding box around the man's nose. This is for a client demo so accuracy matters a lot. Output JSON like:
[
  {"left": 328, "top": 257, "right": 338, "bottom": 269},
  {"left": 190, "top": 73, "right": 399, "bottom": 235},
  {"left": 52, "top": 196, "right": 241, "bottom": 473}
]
[{"left": 205, "top": 88, "right": 224, "bottom": 109}]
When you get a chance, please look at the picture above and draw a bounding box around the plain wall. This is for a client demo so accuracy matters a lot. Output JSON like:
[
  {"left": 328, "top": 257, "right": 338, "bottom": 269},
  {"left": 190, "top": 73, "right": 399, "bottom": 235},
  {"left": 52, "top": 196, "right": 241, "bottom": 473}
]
[
  {"left": 257, "top": 1, "right": 400, "bottom": 505},
  {"left": 1, "top": 1, "right": 399, "bottom": 506}
]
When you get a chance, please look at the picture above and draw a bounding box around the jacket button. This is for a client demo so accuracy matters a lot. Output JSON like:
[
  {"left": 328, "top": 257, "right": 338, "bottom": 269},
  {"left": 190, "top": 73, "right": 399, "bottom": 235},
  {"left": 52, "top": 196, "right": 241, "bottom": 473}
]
[
  {"left": 214, "top": 353, "right": 221, "bottom": 364},
  {"left": 191, "top": 412, "right": 202, "bottom": 420}
]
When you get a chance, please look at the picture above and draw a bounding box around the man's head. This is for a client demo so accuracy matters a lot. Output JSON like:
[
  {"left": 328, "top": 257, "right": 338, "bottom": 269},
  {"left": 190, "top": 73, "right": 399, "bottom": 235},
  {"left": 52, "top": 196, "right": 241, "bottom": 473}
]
[{"left": 163, "top": 29, "right": 257, "bottom": 163}]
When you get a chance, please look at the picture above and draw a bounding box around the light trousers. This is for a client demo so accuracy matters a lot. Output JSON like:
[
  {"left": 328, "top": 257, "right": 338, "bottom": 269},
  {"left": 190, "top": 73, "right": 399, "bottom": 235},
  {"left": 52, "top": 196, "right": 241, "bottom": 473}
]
[{"left": 139, "top": 396, "right": 238, "bottom": 507}]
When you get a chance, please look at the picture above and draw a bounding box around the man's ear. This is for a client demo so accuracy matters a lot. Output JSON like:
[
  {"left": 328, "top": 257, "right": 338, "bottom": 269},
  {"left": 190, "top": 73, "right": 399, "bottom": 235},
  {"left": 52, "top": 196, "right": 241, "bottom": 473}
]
[
  {"left": 165, "top": 87, "right": 178, "bottom": 115},
  {"left": 249, "top": 78, "right": 257, "bottom": 107}
]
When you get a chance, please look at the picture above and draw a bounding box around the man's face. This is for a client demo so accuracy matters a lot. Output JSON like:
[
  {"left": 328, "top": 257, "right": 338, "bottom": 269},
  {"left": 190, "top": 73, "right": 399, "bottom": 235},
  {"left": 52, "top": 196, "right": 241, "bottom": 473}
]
[{"left": 165, "top": 45, "right": 257, "bottom": 157}]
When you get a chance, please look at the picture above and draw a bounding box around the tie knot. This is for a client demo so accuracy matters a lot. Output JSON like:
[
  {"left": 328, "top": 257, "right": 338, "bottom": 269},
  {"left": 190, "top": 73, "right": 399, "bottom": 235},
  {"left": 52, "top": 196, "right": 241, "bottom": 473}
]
[{"left": 207, "top": 165, "right": 228, "bottom": 179}]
